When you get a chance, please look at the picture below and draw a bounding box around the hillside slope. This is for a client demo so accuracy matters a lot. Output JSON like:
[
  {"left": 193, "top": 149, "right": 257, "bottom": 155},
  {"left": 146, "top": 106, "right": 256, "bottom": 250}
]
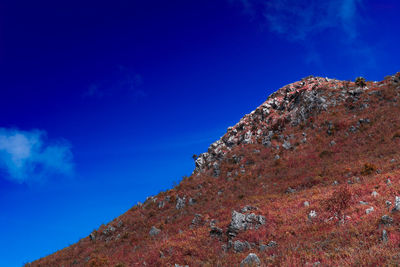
[{"left": 30, "top": 73, "right": 400, "bottom": 266}]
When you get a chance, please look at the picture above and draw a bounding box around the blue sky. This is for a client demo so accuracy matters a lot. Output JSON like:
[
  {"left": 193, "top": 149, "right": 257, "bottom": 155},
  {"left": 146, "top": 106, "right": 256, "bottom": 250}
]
[{"left": 0, "top": 0, "right": 399, "bottom": 265}]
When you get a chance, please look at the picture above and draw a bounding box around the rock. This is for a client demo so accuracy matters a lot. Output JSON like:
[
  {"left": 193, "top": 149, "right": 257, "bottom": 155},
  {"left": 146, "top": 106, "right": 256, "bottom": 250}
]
[
  {"left": 212, "top": 162, "right": 221, "bottom": 177},
  {"left": 227, "top": 210, "right": 266, "bottom": 238},
  {"left": 382, "top": 229, "right": 388, "bottom": 243},
  {"left": 359, "top": 201, "right": 369, "bottom": 205},
  {"left": 282, "top": 140, "right": 291, "bottom": 150},
  {"left": 191, "top": 214, "right": 203, "bottom": 226},
  {"left": 241, "top": 206, "right": 257, "bottom": 213},
  {"left": 330, "top": 140, "right": 336, "bottom": 146},
  {"left": 243, "top": 130, "right": 253, "bottom": 144},
  {"left": 286, "top": 187, "right": 296, "bottom": 193},
  {"left": 332, "top": 180, "right": 339, "bottom": 185},
  {"left": 188, "top": 198, "right": 196, "bottom": 205},
  {"left": 240, "top": 253, "right": 261, "bottom": 267},
  {"left": 233, "top": 240, "right": 251, "bottom": 252},
  {"left": 102, "top": 226, "right": 116, "bottom": 236},
  {"left": 274, "top": 155, "right": 280, "bottom": 160},
  {"left": 227, "top": 211, "right": 247, "bottom": 238},
  {"left": 260, "top": 241, "right": 278, "bottom": 251},
  {"left": 366, "top": 207, "right": 374, "bottom": 214},
  {"left": 175, "top": 264, "right": 189, "bottom": 267},
  {"left": 387, "top": 179, "right": 392, "bottom": 186},
  {"left": 371, "top": 191, "right": 379, "bottom": 197},
  {"left": 391, "top": 196, "right": 400, "bottom": 213},
  {"left": 176, "top": 196, "right": 186, "bottom": 210},
  {"left": 308, "top": 210, "right": 317, "bottom": 220},
  {"left": 386, "top": 201, "right": 392, "bottom": 207},
  {"left": 117, "top": 220, "right": 123, "bottom": 228},
  {"left": 149, "top": 226, "right": 161, "bottom": 237},
  {"left": 210, "top": 226, "right": 223, "bottom": 238},
  {"left": 391, "top": 159, "right": 396, "bottom": 163},
  {"left": 89, "top": 233, "right": 96, "bottom": 241},
  {"left": 381, "top": 215, "right": 393, "bottom": 225},
  {"left": 303, "top": 201, "right": 310, "bottom": 207},
  {"left": 158, "top": 201, "right": 165, "bottom": 209}
]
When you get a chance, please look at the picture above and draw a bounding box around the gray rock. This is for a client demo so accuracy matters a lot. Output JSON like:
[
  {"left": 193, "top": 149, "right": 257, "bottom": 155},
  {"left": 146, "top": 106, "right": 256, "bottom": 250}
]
[
  {"left": 392, "top": 196, "right": 400, "bottom": 213},
  {"left": 89, "top": 233, "right": 96, "bottom": 241},
  {"left": 366, "top": 207, "right": 374, "bottom": 214},
  {"left": 359, "top": 201, "right": 369, "bottom": 205},
  {"left": 227, "top": 210, "right": 265, "bottom": 238},
  {"left": 308, "top": 210, "right": 317, "bottom": 220},
  {"left": 240, "top": 253, "right": 261, "bottom": 267},
  {"left": 176, "top": 196, "right": 186, "bottom": 210},
  {"left": 191, "top": 214, "right": 203, "bottom": 226},
  {"left": 260, "top": 241, "right": 278, "bottom": 251},
  {"left": 175, "top": 264, "right": 189, "bottom": 267},
  {"left": 330, "top": 140, "right": 336, "bottom": 146},
  {"left": 233, "top": 240, "right": 251, "bottom": 252},
  {"left": 188, "top": 198, "right": 196, "bottom": 205},
  {"left": 304, "top": 201, "right": 310, "bottom": 207},
  {"left": 210, "top": 226, "right": 223, "bottom": 238},
  {"left": 158, "top": 201, "right": 165, "bottom": 209},
  {"left": 241, "top": 206, "right": 257, "bottom": 213},
  {"left": 286, "top": 187, "right": 296, "bottom": 193},
  {"left": 282, "top": 140, "right": 291, "bottom": 150},
  {"left": 227, "top": 211, "right": 247, "bottom": 237},
  {"left": 102, "top": 226, "right": 116, "bottom": 236},
  {"left": 274, "top": 155, "right": 280, "bottom": 160},
  {"left": 382, "top": 229, "right": 388, "bottom": 243},
  {"left": 371, "top": 191, "right": 379, "bottom": 197},
  {"left": 386, "top": 201, "right": 392, "bottom": 207},
  {"left": 381, "top": 215, "right": 393, "bottom": 225},
  {"left": 149, "top": 226, "right": 161, "bottom": 237}
]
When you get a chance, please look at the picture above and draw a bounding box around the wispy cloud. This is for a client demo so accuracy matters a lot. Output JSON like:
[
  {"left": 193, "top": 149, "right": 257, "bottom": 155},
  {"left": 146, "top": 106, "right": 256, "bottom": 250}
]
[
  {"left": 233, "top": 0, "right": 374, "bottom": 70},
  {"left": 83, "top": 66, "right": 145, "bottom": 99},
  {"left": 234, "top": 0, "right": 364, "bottom": 41},
  {"left": 263, "top": 0, "right": 363, "bottom": 41},
  {"left": 0, "top": 128, "right": 73, "bottom": 183}
]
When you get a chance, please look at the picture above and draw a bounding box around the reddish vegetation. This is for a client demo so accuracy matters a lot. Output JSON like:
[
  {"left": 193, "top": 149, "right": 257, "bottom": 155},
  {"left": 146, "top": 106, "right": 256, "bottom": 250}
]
[{"left": 30, "top": 73, "right": 400, "bottom": 266}]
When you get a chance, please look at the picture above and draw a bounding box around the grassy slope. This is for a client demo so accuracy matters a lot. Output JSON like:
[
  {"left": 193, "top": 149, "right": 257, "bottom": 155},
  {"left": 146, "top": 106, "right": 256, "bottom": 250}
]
[{"left": 31, "top": 74, "right": 400, "bottom": 266}]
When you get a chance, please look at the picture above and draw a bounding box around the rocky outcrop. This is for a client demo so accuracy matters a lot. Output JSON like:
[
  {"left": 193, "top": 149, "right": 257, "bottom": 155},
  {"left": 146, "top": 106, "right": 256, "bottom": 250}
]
[
  {"left": 193, "top": 76, "right": 357, "bottom": 176},
  {"left": 227, "top": 209, "right": 266, "bottom": 238}
]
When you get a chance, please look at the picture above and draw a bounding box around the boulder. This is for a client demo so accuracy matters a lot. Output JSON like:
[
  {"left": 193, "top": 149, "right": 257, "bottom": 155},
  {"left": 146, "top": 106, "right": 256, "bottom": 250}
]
[{"left": 240, "top": 253, "right": 261, "bottom": 267}]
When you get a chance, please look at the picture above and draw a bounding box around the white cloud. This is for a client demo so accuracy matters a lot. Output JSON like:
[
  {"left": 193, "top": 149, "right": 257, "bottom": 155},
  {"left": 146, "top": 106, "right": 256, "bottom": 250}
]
[{"left": 0, "top": 128, "right": 73, "bottom": 183}]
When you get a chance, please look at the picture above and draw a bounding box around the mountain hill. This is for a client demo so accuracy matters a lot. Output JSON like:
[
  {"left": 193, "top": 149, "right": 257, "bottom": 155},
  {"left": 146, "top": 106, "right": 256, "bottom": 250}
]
[{"left": 30, "top": 73, "right": 400, "bottom": 266}]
